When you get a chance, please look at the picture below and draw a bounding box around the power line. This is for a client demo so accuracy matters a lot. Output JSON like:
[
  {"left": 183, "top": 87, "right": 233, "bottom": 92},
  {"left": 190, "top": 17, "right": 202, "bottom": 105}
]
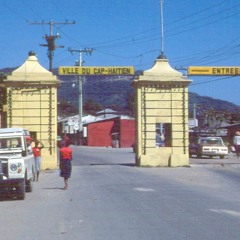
[
  {"left": 28, "top": 20, "right": 75, "bottom": 71},
  {"left": 190, "top": 76, "right": 237, "bottom": 87}
]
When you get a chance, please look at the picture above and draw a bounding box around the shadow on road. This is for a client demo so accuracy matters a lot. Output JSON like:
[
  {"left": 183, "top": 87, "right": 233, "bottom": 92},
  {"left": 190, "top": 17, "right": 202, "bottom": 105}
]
[{"left": 89, "top": 163, "right": 135, "bottom": 167}]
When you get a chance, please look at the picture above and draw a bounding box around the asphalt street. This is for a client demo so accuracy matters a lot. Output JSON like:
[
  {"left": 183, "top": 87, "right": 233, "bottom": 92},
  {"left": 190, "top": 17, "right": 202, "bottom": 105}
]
[{"left": 1, "top": 146, "right": 240, "bottom": 240}]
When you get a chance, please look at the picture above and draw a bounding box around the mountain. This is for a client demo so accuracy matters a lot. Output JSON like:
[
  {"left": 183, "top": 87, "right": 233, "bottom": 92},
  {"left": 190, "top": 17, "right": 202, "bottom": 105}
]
[
  {"left": 1, "top": 67, "right": 239, "bottom": 116},
  {"left": 188, "top": 92, "right": 240, "bottom": 116},
  {"left": 58, "top": 72, "right": 240, "bottom": 115},
  {"left": 58, "top": 74, "right": 135, "bottom": 110}
]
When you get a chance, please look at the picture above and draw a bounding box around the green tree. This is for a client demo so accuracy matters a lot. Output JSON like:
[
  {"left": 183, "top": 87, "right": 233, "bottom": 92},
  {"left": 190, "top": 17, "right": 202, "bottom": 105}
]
[
  {"left": 126, "top": 91, "right": 135, "bottom": 117},
  {"left": 83, "top": 98, "right": 103, "bottom": 115},
  {"left": 58, "top": 101, "right": 78, "bottom": 117}
]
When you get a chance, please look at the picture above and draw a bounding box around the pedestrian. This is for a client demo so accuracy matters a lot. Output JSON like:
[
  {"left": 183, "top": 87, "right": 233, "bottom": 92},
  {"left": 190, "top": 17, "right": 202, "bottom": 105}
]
[
  {"left": 58, "top": 132, "right": 70, "bottom": 148},
  {"left": 233, "top": 131, "right": 240, "bottom": 158},
  {"left": 32, "top": 140, "right": 44, "bottom": 181},
  {"left": 59, "top": 142, "right": 73, "bottom": 190},
  {"left": 26, "top": 136, "right": 33, "bottom": 151}
]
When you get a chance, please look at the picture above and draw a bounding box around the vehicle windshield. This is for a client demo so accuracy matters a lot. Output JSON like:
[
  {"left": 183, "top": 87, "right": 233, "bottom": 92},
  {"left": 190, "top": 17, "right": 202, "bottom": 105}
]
[
  {"left": 0, "top": 137, "right": 22, "bottom": 149},
  {"left": 199, "top": 138, "right": 222, "bottom": 145}
]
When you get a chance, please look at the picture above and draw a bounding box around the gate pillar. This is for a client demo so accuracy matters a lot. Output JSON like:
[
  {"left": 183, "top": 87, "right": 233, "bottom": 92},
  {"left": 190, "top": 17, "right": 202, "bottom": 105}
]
[
  {"left": 4, "top": 51, "right": 60, "bottom": 170},
  {"left": 132, "top": 54, "right": 192, "bottom": 167}
]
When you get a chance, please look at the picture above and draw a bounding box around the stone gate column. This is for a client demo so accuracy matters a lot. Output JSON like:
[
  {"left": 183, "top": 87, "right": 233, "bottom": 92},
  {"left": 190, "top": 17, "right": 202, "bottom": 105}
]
[
  {"left": 132, "top": 54, "right": 192, "bottom": 167},
  {"left": 4, "top": 51, "right": 60, "bottom": 170}
]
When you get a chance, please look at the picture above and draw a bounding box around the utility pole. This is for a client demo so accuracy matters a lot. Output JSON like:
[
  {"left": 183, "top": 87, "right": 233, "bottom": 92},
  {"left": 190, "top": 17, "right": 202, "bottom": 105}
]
[
  {"left": 29, "top": 20, "right": 75, "bottom": 72},
  {"left": 68, "top": 48, "right": 94, "bottom": 144}
]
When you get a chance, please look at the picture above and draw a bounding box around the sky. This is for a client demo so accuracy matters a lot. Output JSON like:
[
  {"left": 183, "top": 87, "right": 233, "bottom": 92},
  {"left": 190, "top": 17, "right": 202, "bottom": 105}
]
[{"left": 1, "top": 0, "right": 240, "bottom": 105}]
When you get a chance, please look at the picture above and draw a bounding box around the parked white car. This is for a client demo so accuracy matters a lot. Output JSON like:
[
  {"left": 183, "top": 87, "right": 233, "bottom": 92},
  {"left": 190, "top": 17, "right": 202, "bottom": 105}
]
[{"left": 189, "top": 136, "right": 229, "bottom": 159}]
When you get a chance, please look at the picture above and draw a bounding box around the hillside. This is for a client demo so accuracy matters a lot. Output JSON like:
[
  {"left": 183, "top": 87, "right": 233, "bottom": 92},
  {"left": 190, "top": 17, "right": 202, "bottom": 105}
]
[
  {"left": 58, "top": 74, "right": 135, "bottom": 110},
  {"left": 1, "top": 67, "right": 239, "bottom": 116},
  {"left": 58, "top": 73, "right": 240, "bottom": 115}
]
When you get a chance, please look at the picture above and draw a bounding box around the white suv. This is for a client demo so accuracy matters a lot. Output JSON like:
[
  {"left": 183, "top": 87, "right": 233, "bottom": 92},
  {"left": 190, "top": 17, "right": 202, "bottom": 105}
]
[{"left": 0, "top": 128, "right": 35, "bottom": 200}]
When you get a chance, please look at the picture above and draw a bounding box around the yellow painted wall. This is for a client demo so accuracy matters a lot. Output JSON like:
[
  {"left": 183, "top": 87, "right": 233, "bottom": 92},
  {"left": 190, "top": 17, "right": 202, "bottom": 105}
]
[
  {"left": 132, "top": 57, "right": 192, "bottom": 167},
  {"left": 7, "top": 87, "right": 58, "bottom": 169},
  {"left": 4, "top": 52, "right": 60, "bottom": 170}
]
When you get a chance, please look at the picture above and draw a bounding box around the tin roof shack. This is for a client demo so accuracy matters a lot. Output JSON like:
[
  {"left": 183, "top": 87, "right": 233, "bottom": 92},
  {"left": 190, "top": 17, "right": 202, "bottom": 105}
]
[{"left": 85, "top": 116, "right": 135, "bottom": 148}]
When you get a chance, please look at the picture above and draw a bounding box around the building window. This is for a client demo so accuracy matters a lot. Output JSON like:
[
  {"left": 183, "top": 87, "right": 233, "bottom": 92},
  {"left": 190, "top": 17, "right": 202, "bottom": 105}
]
[{"left": 156, "top": 123, "right": 171, "bottom": 147}]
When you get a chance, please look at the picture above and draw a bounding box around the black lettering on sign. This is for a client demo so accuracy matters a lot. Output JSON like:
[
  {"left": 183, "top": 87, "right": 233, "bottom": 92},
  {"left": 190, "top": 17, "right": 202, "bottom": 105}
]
[
  {"left": 82, "top": 68, "right": 90, "bottom": 74},
  {"left": 94, "top": 68, "right": 98, "bottom": 74},
  {"left": 122, "top": 68, "right": 130, "bottom": 74},
  {"left": 62, "top": 68, "right": 67, "bottom": 74}
]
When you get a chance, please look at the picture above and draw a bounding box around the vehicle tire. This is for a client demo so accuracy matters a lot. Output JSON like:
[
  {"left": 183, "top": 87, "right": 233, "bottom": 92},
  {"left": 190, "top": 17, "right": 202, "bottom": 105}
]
[
  {"left": 196, "top": 154, "right": 201, "bottom": 159},
  {"left": 17, "top": 180, "right": 25, "bottom": 200},
  {"left": 26, "top": 178, "right": 33, "bottom": 192},
  {"left": 220, "top": 155, "right": 224, "bottom": 159}
]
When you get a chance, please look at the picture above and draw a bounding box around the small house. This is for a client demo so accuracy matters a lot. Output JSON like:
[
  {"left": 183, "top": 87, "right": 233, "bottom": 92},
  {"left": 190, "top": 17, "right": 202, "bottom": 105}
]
[{"left": 84, "top": 116, "right": 135, "bottom": 148}]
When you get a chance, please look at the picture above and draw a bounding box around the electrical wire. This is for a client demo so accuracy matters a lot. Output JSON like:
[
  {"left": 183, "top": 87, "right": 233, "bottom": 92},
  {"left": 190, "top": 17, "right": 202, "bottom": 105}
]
[
  {"left": 190, "top": 76, "right": 237, "bottom": 86},
  {"left": 2, "top": 0, "right": 240, "bottom": 84}
]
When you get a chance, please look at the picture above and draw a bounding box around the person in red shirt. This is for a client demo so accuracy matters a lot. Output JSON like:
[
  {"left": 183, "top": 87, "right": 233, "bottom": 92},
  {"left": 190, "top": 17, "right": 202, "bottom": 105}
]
[
  {"left": 32, "top": 140, "right": 44, "bottom": 181},
  {"left": 59, "top": 142, "right": 73, "bottom": 190}
]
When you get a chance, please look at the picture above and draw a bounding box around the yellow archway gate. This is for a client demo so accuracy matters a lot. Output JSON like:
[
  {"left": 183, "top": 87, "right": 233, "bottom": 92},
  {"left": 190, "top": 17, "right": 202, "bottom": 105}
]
[
  {"left": 4, "top": 51, "right": 60, "bottom": 170},
  {"left": 59, "top": 59, "right": 194, "bottom": 167},
  {"left": 132, "top": 54, "right": 192, "bottom": 167}
]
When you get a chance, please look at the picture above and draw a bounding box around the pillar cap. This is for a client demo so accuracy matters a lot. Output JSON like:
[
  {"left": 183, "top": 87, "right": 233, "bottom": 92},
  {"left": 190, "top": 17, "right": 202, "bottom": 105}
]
[
  {"left": 11, "top": 51, "right": 51, "bottom": 75},
  {"left": 28, "top": 51, "right": 36, "bottom": 56},
  {"left": 132, "top": 55, "right": 192, "bottom": 85},
  {"left": 143, "top": 57, "right": 182, "bottom": 77},
  {"left": 4, "top": 51, "right": 59, "bottom": 85},
  {"left": 157, "top": 52, "right": 167, "bottom": 60}
]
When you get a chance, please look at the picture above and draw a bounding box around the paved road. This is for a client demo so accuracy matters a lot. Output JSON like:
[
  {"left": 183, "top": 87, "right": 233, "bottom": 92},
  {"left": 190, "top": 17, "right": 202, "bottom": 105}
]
[{"left": 1, "top": 146, "right": 240, "bottom": 240}]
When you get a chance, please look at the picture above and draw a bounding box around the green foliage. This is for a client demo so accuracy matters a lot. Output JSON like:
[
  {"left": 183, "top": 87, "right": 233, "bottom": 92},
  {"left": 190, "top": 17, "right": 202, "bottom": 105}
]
[
  {"left": 57, "top": 101, "right": 78, "bottom": 117},
  {"left": 83, "top": 98, "right": 103, "bottom": 115}
]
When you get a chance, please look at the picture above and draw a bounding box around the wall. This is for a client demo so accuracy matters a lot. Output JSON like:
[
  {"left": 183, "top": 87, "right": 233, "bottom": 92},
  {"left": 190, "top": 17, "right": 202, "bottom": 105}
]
[
  {"left": 120, "top": 119, "right": 135, "bottom": 147},
  {"left": 4, "top": 52, "right": 60, "bottom": 170},
  {"left": 87, "top": 118, "right": 136, "bottom": 148},
  {"left": 87, "top": 120, "right": 115, "bottom": 147}
]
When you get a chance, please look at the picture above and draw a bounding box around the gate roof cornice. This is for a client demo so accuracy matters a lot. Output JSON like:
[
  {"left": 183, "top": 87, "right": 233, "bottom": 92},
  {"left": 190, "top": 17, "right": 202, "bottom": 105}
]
[
  {"left": 4, "top": 51, "right": 59, "bottom": 86},
  {"left": 133, "top": 57, "right": 192, "bottom": 86}
]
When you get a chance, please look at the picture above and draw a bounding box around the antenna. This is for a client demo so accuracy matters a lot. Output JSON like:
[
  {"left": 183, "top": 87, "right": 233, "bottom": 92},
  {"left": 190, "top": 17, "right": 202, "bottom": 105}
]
[{"left": 160, "top": 0, "right": 164, "bottom": 54}]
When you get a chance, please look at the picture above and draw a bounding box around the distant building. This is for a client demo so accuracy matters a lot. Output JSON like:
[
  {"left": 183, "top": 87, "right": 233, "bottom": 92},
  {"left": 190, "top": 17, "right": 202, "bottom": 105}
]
[
  {"left": 85, "top": 116, "right": 135, "bottom": 148},
  {"left": 188, "top": 118, "right": 198, "bottom": 129},
  {"left": 58, "top": 109, "right": 135, "bottom": 148},
  {"left": 96, "top": 108, "right": 118, "bottom": 118}
]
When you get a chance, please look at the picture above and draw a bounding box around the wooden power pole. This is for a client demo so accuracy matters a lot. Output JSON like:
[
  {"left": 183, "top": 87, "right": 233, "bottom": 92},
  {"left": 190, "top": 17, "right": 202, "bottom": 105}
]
[{"left": 29, "top": 20, "right": 75, "bottom": 72}]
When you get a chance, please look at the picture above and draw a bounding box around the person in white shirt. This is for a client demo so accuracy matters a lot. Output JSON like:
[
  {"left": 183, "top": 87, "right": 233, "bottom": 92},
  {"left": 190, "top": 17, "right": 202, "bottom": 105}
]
[{"left": 233, "top": 131, "right": 240, "bottom": 158}]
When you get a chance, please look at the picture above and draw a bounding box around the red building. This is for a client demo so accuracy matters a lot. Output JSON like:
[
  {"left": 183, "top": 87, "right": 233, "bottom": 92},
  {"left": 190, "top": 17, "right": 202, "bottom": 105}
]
[{"left": 85, "top": 116, "right": 135, "bottom": 148}]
